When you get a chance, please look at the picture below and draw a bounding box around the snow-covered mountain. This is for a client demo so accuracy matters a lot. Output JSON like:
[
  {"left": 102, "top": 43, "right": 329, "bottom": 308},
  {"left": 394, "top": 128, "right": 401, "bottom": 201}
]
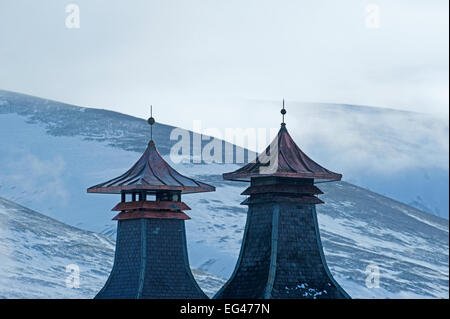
[
  {"left": 0, "top": 90, "right": 448, "bottom": 298},
  {"left": 0, "top": 196, "right": 225, "bottom": 298}
]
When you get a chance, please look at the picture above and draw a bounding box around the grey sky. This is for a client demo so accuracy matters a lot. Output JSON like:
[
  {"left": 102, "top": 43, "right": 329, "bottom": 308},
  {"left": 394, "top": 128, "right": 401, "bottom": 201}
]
[{"left": 0, "top": 0, "right": 448, "bottom": 133}]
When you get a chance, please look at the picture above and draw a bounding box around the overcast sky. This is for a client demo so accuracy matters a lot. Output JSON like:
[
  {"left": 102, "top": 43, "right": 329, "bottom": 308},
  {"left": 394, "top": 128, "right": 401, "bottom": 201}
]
[{"left": 0, "top": 0, "right": 448, "bottom": 132}]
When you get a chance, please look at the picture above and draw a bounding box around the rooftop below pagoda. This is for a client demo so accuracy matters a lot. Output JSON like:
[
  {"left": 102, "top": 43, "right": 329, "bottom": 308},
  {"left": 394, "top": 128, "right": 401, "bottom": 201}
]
[{"left": 223, "top": 125, "right": 342, "bottom": 183}]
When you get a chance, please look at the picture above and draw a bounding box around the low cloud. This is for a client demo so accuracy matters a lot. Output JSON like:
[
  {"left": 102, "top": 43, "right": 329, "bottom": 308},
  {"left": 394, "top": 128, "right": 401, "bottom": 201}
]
[{"left": 0, "top": 153, "right": 68, "bottom": 204}]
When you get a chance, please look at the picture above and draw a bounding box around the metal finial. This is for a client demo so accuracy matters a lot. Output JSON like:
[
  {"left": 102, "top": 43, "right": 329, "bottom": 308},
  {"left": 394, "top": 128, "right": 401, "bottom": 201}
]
[
  {"left": 281, "top": 99, "right": 286, "bottom": 126},
  {"left": 147, "top": 105, "right": 155, "bottom": 144}
]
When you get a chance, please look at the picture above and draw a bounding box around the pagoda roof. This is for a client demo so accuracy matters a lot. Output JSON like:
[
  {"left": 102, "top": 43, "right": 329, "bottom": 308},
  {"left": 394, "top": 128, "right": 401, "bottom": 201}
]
[
  {"left": 223, "top": 125, "right": 342, "bottom": 183},
  {"left": 88, "top": 141, "right": 215, "bottom": 194}
]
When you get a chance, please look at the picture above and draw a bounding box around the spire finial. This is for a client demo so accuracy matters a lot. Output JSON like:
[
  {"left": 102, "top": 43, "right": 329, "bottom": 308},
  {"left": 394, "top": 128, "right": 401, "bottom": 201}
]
[
  {"left": 281, "top": 99, "right": 286, "bottom": 126},
  {"left": 147, "top": 105, "right": 155, "bottom": 146}
]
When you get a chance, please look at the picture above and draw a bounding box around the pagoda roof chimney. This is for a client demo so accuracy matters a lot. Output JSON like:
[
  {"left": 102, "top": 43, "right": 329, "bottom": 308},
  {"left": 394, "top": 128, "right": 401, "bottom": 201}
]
[
  {"left": 88, "top": 107, "right": 215, "bottom": 194},
  {"left": 223, "top": 101, "right": 342, "bottom": 183}
]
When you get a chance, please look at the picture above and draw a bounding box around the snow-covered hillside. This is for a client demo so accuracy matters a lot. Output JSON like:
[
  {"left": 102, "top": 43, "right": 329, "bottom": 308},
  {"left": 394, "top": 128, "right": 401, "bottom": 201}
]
[
  {"left": 0, "top": 90, "right": 448, "bottom": 298},
  {"left": 0, "top": 196, "right": 225, "bottom": 298}
]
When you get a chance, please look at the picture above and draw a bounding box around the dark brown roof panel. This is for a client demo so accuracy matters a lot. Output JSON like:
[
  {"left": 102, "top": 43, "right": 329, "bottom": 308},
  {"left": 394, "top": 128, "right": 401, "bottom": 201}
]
[
  {"left": 88, "top": 142, "right": 215, "bottom": 194},
  {"left": 223, "top": 125, "right": 342, "bottom": 183}
]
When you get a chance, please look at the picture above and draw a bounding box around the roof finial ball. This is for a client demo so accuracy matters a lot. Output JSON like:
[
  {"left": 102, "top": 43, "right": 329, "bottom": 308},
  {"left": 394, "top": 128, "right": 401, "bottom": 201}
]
[
  {"left": 148, "top": 105, "right": 155, "bottom": 125},
  {"left": 281, "top": 99, "right": 287, "bottom": 126},
  {"left": 148, "top": 105, "right": 155, "bottom": 146}
]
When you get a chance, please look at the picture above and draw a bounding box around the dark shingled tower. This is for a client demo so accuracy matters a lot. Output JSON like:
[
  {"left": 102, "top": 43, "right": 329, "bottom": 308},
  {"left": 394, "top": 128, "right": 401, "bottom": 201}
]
[
  {"left": 88, "top": 108, "right": 215, "bottom": 299},
  {"left": 214, "top": 101, "right": 350, "bottom": 299}
]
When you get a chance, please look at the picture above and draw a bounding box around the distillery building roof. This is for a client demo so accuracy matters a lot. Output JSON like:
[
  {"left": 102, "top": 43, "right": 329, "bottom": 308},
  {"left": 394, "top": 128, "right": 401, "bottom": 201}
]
[{"left": 223, "top": 124, "right": 342, "bottom": 183}]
